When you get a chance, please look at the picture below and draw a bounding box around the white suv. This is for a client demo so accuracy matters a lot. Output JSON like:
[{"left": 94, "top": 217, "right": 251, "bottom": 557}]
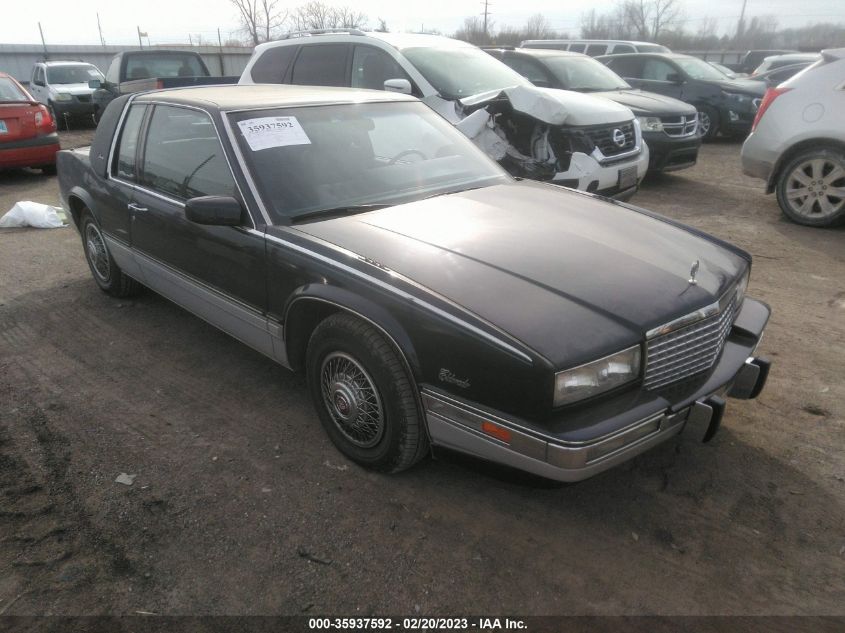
[
  {"left": 741, "top": 49, "right": 845, "bottom": 227},
  {"left": 29, "top": 61, "right": 103, "bottom": 127},
  {"left": 239, "top": 30, "right": 649, "bottom": 199}
]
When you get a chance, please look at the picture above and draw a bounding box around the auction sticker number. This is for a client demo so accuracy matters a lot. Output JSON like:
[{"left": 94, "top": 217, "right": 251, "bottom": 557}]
[{"left": 237, "top": 116, "right": 311, "bottom": 151}]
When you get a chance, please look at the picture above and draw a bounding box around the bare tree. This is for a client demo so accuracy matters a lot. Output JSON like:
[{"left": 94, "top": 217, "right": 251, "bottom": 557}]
[
  {"left": 229, "top": 0, "right": 287, "bottom": 44},
  {"left": 617, "top": 0, "right": 683, "bottom": 40},
  {"left": 289, "top": 2, "right": 366, "bottom": 31},
  {"left": 375, "top": 17, "right": 389, "bottom": 33},
  {"left": 523, "top": 13, "right": 553, "bottom": 40},
  {"left": 454, "top": 16, "right": 491, "bottom": 45}
]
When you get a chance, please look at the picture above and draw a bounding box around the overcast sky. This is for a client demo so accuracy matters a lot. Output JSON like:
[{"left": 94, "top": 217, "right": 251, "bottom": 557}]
[{"left": 1, "top": 0, "right": 843, "bottom": 46}]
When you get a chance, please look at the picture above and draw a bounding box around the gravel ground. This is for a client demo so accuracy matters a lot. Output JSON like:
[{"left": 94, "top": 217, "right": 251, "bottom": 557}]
[{"left": 0, "top": 128, "right": 843, "bottom": 616}]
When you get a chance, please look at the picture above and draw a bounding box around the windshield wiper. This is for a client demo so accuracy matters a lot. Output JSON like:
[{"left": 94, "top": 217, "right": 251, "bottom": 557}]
[{"left": 291, "top": 204, "right": 390, "bottom": 224}]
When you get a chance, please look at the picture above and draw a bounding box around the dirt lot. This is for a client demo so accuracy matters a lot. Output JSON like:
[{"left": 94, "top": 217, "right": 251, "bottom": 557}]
[{"left": 0, "top": 126, "right": 844, "bottom": 617}]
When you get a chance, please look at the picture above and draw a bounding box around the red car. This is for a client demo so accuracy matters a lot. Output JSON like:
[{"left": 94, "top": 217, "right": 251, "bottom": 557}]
[{"left": 0, "top": 71, "right": 59, "bottom": 174}]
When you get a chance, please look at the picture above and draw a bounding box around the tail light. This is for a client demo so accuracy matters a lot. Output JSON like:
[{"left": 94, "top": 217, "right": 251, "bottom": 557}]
[
  {"left": 34, "top": 104, "right": 57, "bottom": 134},
  {"left": 155, "top": 80, "right": 164, "bottom": 89},
  {"left": 751, "top": 87, "right": 791, "bottom": 132}
]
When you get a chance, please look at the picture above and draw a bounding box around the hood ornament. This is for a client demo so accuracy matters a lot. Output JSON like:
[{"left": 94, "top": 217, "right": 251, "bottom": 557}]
[{"left": 688, "top": 260, "right": 700, "bottom": 285}]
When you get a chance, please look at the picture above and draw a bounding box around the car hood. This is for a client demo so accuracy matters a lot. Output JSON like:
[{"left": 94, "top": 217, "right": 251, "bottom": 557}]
[
  {"left": 710, "top": 78, "right": 767, "bottom": 96},
  {"left": 458, "top": 84, "right": 634, "bottom": 126},
  {"left": 51, "top": 83, "right": 94, "bottom": 96},
  {"left": 290, "top": 182, "right": 748, "bottom": 367},
  {"left": 589, "top": 89, "right": 696, "bottom": 117}
]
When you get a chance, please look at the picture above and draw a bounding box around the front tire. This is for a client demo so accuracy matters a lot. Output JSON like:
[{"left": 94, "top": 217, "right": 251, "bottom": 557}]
[
  {"left": 775, "top": 148, "right": 845, "bottom": 227},
  {"left": 697, "top": 105, "right": 719, "bottom": 141},
  {"left": 306, "top": 313, "right": 428, "bottom": 473},
  {"left": 80, "top": 212, "right": 143, "bottom": 297}
]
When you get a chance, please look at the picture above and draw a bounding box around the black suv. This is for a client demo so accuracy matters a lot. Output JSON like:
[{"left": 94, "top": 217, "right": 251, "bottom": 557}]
[
  {"left": 484, "top": 47, "right": 701, "bottom": 172},
  {"left": 597, "top": 53, "right": 766, "bottom": 140}
]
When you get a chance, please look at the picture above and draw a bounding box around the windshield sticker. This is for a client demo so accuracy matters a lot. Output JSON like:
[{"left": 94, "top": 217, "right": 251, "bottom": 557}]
[{"left": 237, "top": 116, "right": 311, "bottom": 151}]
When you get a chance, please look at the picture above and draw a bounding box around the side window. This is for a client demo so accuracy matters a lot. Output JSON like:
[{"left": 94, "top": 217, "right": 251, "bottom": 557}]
[
  {"left": 613, "top": 44, "right": 636, "bottom": 54},
  {"left": 503, "top": 57, "right": 550, "bottom": 85},
  {"left": 113, "top": 104, "right": 147, "bottom": 181},
  {"left": 585, "top": 44, "right": 608, "bottom": 56},
  {"left": 251, "top": 45, "right": 298, "bottom": 83},
  {"left": 642, "top": 59, "right": 678, "bottom": 81},
  {"left": 351, "top": 46, "right": 409, "bottom": 91},
  {"left": 606, "top": 56, "right": 644, "bottom": 78},
  {"left": 35, "top": 66, "right": 45, "bottom": 84},
  {"left": 106, "top": 57, "right": 120, "bottom": 84},
  {"left": 569, "top": 43, "right": 586, "bottom": 53},
  {"left": 140, "top": 105, "right": 237, "bottom": 200},
  {"left": 291, "top": 44, "right": 350, "bottom": 87}
]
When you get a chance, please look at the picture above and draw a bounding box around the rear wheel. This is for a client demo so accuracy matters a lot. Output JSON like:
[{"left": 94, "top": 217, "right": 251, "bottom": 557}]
[
  {"left": 306, "top": 313, "right": 428, "bottom": 473},
  {"left": 80, "top": 211, "right": 143, "bottom": 297},
  {"left": 775, "top": 148, "right": 845, "bottom": 227},
  {"left": 696, "top": 105, "right": 719, "bottom": 141}
]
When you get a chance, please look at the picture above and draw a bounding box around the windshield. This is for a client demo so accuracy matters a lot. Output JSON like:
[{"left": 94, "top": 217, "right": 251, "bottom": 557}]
[
  {"left": 0, "top": 77, "right": 29, "bottom": 101},
  {"left": 229, "top": 101, "right": 508, "bottom": 223},
  {"left": 543, "top": 56, "right": 631, "bottom": 91},
  {"left": 46, "top": 64, "right": 103, "bottom": 85},
  {"left": 674, "top": 57, "right": 729, "bottom": 81},
  {"left": 124, "top": 54, "right": 206, "bottom": 80},
  {"left": 403, "top": 46, "right": 530, "bottom": 99}
]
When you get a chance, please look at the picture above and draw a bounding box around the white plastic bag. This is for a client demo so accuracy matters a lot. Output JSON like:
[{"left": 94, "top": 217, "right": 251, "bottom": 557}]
[{"left": 0, "top": 201, "right": 64, "bottom": 229}]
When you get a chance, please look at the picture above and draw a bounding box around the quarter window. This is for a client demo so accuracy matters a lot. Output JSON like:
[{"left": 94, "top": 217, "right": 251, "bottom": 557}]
[
  {"left": 613, "top": 44, "right": 636, "bottom": 54},
  {"left": 113, "top": 104, "right": 147, "bottom": 181},
  {"left": 568, "top": 43, "right": 586, "bottom": 52},
  {"left": 291, "top": 44, "right": 349, "bottom": 86},
  {"left": 251, "top": 45, "right": 298, "bottom": 83},
  {"left": 585, "top": 44, "right": 608, "bottom": 56},
  {"left": 140, "top": 105, "right": 237, "bottom": 200}
]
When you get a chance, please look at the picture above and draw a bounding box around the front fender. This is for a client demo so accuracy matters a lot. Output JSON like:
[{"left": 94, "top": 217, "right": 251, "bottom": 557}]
[{"left": 283, "top": 283, "right": 422, "bottom": 378}]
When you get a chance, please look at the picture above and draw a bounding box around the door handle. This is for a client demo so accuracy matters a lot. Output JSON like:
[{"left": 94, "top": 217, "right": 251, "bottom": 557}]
[{"left": 127, "top": 203, "right": 148, "bottom": 212}]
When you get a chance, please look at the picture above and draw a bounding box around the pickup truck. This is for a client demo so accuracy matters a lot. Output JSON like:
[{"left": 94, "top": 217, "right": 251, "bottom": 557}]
[
  {"left": 57, "top": 85, "right": 772, "bottom": 482},
  {"left": 90, "top": 50, "right": 238, "bottom": 121}
]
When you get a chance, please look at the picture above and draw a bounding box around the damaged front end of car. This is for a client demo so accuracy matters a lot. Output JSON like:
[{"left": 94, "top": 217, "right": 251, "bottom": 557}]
[{"left": 451, "top": 85, "right": 648, "bottom": 198}]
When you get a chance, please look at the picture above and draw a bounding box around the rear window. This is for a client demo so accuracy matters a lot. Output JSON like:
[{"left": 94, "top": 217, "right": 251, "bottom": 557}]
[
  {"left": 125, "top": 54, "right": 206, "bottom": 81},
  {"left": 0, "top": 77, "right": 29, "bottom": 101},
  {"left": 251, "top": 45, "right": 298, "bottom": 83}
]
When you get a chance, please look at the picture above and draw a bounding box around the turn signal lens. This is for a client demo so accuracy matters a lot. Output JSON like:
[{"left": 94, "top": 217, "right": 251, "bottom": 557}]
[{"left": 481, "top": 421, "right": 512, "bottom": 444}]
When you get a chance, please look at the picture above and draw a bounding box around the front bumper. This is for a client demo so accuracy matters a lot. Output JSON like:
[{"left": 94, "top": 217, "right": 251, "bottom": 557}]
[
  {"left": 53, "top": 99, "right": 96, "bottom": 118},
  {"left": 719, "top": 105, "right": 756, "bottom": 137},
  {"left": 551, "top": 144, "right": 649, "bottom": 201},
  {"left": 645, "top": 131, "right": 701, "bottom": 172},
  {"left": 423, "top": 297, "right": 771, "bottom": 483}
]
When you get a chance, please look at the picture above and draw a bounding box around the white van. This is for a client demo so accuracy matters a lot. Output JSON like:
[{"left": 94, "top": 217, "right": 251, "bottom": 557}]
[{"left": 520, "top": 40, "right": 670, "bottom": 57}]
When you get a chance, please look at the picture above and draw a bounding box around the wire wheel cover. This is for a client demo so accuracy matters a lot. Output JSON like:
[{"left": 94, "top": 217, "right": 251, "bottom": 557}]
[{"left": 320, "top": 352, "right": 385, "bottom": 448}]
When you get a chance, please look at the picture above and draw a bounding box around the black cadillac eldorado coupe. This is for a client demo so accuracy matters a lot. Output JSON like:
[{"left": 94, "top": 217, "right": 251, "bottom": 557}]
[{"left": 57, "top": 85, "right": 771, "bottom": 482}]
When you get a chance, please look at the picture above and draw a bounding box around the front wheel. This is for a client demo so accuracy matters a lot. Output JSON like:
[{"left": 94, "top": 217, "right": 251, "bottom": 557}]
[
  {"left": 697, "top": 105, "right": 719, "bottom": 141},
  {"left": 775, "top": 148, "right": 845, "bottom": 227},
  {"left": 306, "top": 313, "right": 429, "bottom": 473},
  {"left": 80, "top": 212, "right": 143, "bottom": 297}
]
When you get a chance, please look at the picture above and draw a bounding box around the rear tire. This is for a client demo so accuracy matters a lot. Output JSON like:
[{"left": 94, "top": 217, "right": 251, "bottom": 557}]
[
  {"left": 80, "top": 211, "right": 143, "bottom": 297},
  {"left": 775, "top": 148, "right": 845, "bottom": 227},
  {"left": 306, "top": 313, "right": 428, "bottom": 473}
]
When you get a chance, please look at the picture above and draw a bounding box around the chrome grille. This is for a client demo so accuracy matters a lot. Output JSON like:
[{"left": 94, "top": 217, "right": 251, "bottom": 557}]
[
  {"left": 661, "top": 114, "right": 699, "bottom": 138},
  {"left": 644, "top": 293, "right": 737, "bottom": 390},
  {"left": 584, "top": 122, "right": 636, "bottom": 157}
]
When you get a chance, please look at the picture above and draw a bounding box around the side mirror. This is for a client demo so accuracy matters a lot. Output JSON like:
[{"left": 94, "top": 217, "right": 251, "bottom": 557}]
[
  {"left": 88, "top": 78, "right": 102, "bottom": 89},
  {"left": 185, "top": 196, "right": 244, "bottom": 226},
  {"left": 383, "top": 78, "right": 412, "bottom": 95},
  {"left": 666, "top": 73, "right": 683, "bottom": 84}
]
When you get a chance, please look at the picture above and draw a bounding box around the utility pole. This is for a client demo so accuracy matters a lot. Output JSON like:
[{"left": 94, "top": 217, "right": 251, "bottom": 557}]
[
  {"left": 189, "top": 33, "right": 193, "bottom": 46},
  {"left": 137, "top": 26, "right": 143, "bottom": 48},
  {"left": 736, "top": 0, "right": 748, "bottom": 41},
  {"left": 97, "top": 13, "right": 106, "bottom": 47},
  {"left": 38, "top": 22, "right": 48, "bottom": 60},
  {"left": 481, "top": 0, "right": 491, "bottom": 39}
]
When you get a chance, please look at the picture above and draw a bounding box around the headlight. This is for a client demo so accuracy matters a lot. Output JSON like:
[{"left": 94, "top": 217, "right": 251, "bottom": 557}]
[
  {"left": 637, "top": 116, "right": 664, "bottom": 132},
  {"left": 722, "top": 91, "right": 752, "bottom": 104},
  {"left": 735, "top": 267, "right": 750, "bottom": 306},
  {"left": 554, "top": 345, "right": 642, "bottom": 407},
  {"left": 54, "top": 93, "right": 73, "bottom": 102}
]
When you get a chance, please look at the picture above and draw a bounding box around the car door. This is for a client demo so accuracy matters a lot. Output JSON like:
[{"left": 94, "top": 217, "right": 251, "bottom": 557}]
[
  {"left": 637, "top": 58, "right": 685, "bottom": 99},
  {"left": 129, "top": 102, "right": 271, "bottom": 354}
]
